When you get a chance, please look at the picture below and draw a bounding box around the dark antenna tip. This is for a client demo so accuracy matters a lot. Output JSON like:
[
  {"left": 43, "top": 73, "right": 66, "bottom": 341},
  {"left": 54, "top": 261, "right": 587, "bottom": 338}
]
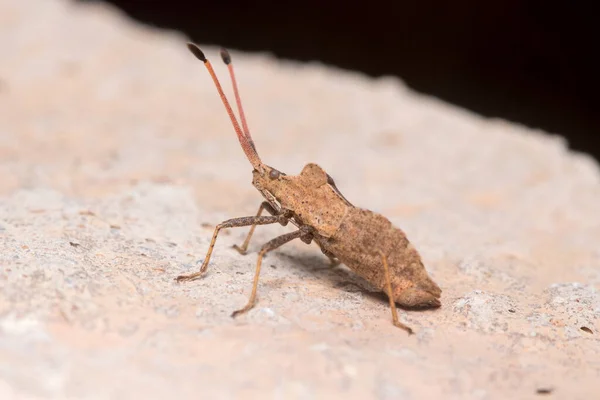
[
  {"left": 220, "top": 48, "right": 231, "bottom": 65},
  {"left": 187, "top": 42, "right": 206, "bottom": 62}
]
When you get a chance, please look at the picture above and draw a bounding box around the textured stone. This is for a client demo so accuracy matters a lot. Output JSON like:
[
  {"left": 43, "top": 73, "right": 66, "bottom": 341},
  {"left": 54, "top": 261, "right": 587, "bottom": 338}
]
[{"left": 1, "top": 0, "right": 599, "bottom": 399}]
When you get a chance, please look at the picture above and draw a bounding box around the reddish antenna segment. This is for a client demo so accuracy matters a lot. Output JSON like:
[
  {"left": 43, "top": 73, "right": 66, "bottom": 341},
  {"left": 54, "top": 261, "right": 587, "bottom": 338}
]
[
  {"left": 219, "top": 48, "right": 256, "bottom": 153},
  {"left": 187, "top": 42, "right": 262, "bottom": 170}
]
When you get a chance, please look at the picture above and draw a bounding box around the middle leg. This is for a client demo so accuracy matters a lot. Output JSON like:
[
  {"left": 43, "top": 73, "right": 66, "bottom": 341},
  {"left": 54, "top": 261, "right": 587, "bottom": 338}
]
[
  {"left": 231, "top": 226, "right": 313, "bottom": 317},
  {"left": 316, "top": 242, "right": 341, "bottom": 267}
]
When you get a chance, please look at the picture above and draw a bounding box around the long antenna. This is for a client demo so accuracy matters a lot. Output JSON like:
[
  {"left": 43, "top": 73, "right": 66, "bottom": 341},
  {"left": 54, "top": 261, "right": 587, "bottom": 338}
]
[
  {"left": 219, "top": 48, "right": 255, "bottom": 152},
  {"left": 187, "top": 42, "right": 262, "bottom": 170}
]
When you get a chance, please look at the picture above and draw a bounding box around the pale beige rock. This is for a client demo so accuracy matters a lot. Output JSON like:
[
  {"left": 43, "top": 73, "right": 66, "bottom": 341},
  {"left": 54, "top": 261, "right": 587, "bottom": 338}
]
[{"left": 1, "top": 0, "right": 599, "bottom": 399}]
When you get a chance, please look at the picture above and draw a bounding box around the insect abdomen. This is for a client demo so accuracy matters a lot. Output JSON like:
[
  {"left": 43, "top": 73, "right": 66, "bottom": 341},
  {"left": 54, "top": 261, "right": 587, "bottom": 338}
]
[{"left": 320, "top": 208, "right": 441, "bottom": 308}]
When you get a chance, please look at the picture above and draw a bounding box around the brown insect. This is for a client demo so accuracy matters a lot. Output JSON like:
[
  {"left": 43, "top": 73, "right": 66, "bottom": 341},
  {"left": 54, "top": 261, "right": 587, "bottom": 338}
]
[{"left": 177, "top": 43, "right": 441, "bottom": 334}]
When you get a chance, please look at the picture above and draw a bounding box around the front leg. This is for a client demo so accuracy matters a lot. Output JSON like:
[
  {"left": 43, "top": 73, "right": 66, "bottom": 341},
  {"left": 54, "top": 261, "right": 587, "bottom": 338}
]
[
  {"left": 176, "top": 214, "right": 286, "bottom": 283},
  {"left": 233, "top": 201, "right": 282, "bottom": 255}
]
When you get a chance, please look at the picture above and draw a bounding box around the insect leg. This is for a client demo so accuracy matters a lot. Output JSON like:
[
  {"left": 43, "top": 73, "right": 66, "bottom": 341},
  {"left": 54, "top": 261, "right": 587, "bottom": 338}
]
[
  {"left": 176, "top": 215, "right": 283, "bottom": 283},
  {"left": 233, "top": 201, "right": 281, "bottom": 255},
  {"left": 316, "top": 243, "right": 341, "bottom": 267},
  {"left": 231, "top": 226, "right": 313, "bottom": 318},
  {"left": 379, "top": 250, "right": 414, "bottom": 334}
]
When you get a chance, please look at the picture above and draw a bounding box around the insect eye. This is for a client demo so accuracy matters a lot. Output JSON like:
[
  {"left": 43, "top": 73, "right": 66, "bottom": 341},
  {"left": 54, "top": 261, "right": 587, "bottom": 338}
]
[{"left": 269, "top": 169, "right": 281, "bottom": 180}]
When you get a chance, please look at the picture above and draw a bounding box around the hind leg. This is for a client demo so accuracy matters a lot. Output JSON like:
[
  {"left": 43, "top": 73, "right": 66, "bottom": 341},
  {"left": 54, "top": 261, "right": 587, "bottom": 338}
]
[{"left": 378, "top": 250, "right": 413, "bottom": 334}]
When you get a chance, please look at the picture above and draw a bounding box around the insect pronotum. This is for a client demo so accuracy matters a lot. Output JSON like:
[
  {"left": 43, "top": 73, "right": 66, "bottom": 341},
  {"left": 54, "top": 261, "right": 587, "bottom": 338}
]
[{"left": 177, "top": 43, "right": 442, "bottom": 334}]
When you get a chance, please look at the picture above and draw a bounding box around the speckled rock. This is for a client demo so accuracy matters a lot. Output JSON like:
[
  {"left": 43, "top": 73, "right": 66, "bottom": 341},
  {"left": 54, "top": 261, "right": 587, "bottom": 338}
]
[{"left": 1, "top": 0, "right": 599, "bottom": 399}]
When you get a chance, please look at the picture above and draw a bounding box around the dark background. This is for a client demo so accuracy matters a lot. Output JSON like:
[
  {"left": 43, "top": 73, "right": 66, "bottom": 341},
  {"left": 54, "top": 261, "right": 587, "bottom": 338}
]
[{"left": 82, "top": 0, "right": 599, "bottom": 162}]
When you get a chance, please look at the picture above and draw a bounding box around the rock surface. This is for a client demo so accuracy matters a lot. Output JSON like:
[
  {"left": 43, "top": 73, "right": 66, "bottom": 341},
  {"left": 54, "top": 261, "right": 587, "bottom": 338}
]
[{"left": 1, "top": 0, "right": 599, "bottom": 399}]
